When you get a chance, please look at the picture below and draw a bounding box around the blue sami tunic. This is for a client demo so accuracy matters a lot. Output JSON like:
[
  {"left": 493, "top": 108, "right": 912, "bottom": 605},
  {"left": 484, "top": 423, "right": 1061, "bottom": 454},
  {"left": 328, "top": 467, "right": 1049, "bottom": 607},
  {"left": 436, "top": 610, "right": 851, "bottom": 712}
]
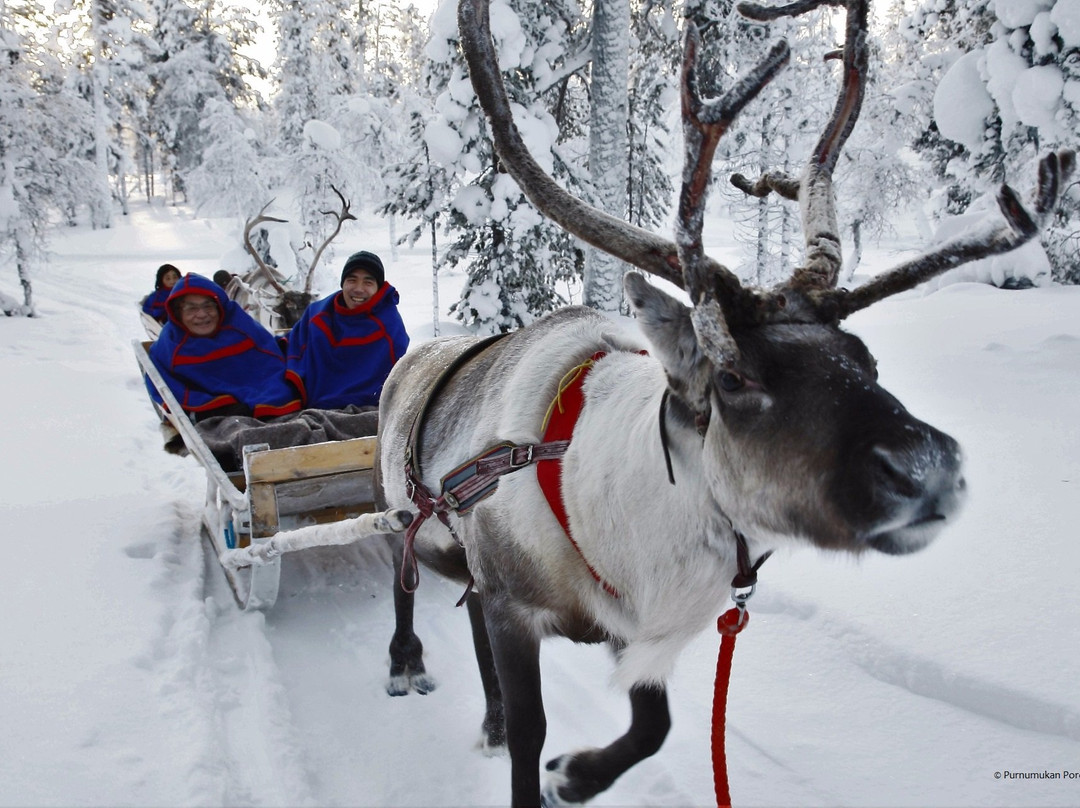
[
  {"left": 147, "top": 273, "right": 302, "bottom": 419},
  {"left": 285, "top": 283, "right": 410, "bottom": 409},
  {"left": 141, "top": 287, "right": 171, "bottom": 322}
]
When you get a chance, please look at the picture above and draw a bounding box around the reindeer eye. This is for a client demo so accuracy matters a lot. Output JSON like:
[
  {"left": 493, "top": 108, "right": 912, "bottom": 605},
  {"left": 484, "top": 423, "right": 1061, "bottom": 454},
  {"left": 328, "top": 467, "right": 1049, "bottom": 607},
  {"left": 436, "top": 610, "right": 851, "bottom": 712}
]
[{"left": 717, "top": 371, "right": 745, "bottom": 392}]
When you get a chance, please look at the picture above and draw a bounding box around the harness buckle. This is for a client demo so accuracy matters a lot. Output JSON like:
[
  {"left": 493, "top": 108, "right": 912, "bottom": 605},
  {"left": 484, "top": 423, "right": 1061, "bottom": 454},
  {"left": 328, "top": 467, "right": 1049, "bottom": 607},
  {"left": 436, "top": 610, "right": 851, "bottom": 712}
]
[
  {"left": 731, "top": 582, "right": 756, "bottom": 609},
  {"left": 510, "top": 445, "right": 534, "bottom": 468}
]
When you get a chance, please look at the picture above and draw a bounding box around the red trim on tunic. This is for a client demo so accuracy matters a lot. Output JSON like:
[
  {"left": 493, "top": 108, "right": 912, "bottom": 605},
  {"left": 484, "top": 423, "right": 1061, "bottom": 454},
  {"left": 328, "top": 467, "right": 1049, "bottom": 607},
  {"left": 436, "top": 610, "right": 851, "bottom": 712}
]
[
  {"left": 172, "top": 336, "right": 256, "bottom": 365},
  {"left": 254, "top": 399, "right": 303, "bottom": 418},
  {"left": 183, "top": 393, "right": 239, "bottom": 412}
]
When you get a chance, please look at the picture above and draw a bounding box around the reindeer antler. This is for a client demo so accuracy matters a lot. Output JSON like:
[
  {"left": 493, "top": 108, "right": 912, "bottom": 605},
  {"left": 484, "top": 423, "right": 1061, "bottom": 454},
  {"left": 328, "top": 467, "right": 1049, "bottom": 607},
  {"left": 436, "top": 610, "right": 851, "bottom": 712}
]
[
  {"left": 243, "top": 200, "right": 288, "bottom": 295},
  {"left": 730, "top": 0, "right": 869, "bottom": 296},
  {"left": 303, "top": 185, "right": 357, "bottom": 295},
  {"left": 457, "top": 0, "right": 687, "bottom": 288},
  {"left": 678, "top": 24, "right": 790, "bottom": 362},
  {"left": 815, "top": 148, "right": 1076, "bottom": 319},
  {"left": 458, "top": 0, "right": 792, "bottom": 353},
  {"left": 733, "top": 0, "right": 1073, "bottom": 321}
]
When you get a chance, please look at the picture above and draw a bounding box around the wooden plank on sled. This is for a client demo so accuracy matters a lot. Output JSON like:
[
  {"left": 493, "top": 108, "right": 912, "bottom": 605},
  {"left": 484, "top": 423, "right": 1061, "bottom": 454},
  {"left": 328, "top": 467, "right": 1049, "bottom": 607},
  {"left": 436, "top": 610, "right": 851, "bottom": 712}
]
[
  {"left": 273, "top": 468, "right": 376, "bottom": 517},
  {"left": 244, "top": 436, "right": 376, "bottom": 484}
]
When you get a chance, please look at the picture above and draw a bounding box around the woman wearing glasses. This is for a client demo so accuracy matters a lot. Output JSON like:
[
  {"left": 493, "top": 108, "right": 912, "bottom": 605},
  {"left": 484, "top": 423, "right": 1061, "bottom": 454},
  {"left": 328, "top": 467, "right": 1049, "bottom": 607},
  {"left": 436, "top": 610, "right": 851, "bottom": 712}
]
[{"left": 146, "top": 273, "right": 302, "bottom": 422}]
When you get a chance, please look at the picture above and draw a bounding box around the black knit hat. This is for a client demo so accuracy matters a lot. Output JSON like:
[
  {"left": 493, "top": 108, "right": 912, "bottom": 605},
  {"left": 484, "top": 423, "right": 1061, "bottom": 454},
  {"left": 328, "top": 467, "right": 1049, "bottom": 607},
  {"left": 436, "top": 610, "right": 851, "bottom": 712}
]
[{"left": 341, "top": 251, "right": 385, "bottom": 288}]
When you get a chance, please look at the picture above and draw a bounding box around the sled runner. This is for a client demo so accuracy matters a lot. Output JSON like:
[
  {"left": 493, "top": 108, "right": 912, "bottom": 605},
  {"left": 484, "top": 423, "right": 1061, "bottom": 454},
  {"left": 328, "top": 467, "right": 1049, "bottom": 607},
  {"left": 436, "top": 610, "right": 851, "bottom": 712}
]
[{"left": 133, "top": 339, "right": 410, "bottom": 610}]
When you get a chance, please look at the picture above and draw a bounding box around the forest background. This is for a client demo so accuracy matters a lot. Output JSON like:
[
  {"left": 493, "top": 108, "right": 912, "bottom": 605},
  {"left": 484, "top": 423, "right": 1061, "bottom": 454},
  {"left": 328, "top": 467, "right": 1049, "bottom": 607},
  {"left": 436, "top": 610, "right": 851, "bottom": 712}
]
[{"left": 1, "top": 0, "right": 1078, "bottom": 326}]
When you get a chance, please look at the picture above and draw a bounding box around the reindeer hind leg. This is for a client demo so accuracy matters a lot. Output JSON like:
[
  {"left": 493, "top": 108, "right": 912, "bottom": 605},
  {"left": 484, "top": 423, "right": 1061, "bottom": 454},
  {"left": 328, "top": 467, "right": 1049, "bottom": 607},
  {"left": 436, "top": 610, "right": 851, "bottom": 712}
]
[
  {"left": 386, "top": 532, "right": 436, "bottom": 696},
  {"left": 465, "top": 592, "right": 507, "bottom": 754}
]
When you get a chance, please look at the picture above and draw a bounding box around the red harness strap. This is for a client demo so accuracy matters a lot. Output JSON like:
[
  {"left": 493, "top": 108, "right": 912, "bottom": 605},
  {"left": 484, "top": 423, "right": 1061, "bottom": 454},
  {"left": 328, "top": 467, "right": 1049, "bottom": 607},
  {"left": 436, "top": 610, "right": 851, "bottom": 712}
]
[{"left": 535, "top": 352, "right": 620, "bottom": 598}]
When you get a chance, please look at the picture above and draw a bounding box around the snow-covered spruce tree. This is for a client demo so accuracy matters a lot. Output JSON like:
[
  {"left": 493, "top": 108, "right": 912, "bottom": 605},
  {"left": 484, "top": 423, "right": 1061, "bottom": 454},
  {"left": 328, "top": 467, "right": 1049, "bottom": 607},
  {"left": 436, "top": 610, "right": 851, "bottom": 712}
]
[
  {"left": 931, "top": 0, "right": 1080, "bottom": 284},
  {"left": 378, "top": 92, "right": 453, "bottom": 333},
  {"left": 889, "top": 0, "right": 996, "bottom": 218},
  {"left": 147, "top": 0, "right": 263, "bottom": 205},
  {"left": 425, "top": 0, "right": 585, "bottom": 334},
  {"left": 832, "top": 32, "right": 925, "bottom": 279},
  {"left": 377, "top": 3, "right": 462, "bottom": 332},
  {"left": 56, "top": 0, "right": 145, "bottom": 227},
  {"left": 270, "top": 0, "right": 371, "bottom": 288},
  {"left": 0, "top": 1, "right": 104, "bottom": 313},
  {"left": 185, "top": 98, "right": 271, "bottom": 222},
  {"left": 0, "top": 1, "right": 50, "bottom": 315}
]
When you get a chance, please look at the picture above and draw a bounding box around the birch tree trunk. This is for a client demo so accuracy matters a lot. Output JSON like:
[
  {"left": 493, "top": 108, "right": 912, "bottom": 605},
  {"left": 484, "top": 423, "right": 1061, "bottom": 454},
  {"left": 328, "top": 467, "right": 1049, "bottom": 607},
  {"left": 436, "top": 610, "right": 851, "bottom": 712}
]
[
  {"left": 430, "top": 220, "right": 440, "bottom": 337},
  {"left": 582, "top": 0, "right": 630, "bottom": 313},
  {"left": 90, "top": 0, "right": 113, "bottom": 229}
]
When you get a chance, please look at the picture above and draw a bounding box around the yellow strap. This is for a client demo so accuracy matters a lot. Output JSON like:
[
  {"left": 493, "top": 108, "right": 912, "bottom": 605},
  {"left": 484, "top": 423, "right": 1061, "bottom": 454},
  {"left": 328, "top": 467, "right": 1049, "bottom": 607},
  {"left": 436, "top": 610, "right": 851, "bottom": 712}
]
[{"left": 541, "top": 358, "right": 597, "bottom": 431}]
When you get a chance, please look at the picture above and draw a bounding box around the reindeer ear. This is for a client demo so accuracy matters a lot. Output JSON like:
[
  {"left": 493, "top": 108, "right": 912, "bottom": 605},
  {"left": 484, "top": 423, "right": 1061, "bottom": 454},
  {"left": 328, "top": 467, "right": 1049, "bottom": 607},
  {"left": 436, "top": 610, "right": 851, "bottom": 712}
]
[{"left": 624, "top": 272, "right": 713, "bottom": 412}]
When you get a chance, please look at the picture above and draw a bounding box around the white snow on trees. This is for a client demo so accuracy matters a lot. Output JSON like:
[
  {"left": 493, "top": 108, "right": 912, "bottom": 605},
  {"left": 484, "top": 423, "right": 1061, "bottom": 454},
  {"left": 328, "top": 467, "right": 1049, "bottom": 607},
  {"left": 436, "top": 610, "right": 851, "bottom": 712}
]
[{"left": 933, "top": 52, "right": 994, "bottom": 152}]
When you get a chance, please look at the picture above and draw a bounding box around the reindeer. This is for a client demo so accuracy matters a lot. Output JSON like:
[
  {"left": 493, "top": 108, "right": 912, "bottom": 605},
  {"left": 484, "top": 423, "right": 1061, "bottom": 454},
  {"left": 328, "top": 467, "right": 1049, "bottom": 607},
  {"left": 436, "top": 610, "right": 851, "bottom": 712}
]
[
  {"left": 233, "top": 187, "right": 358, "bottom": 329},
  {"left": 374, "top": 0, "right": 1074, "bottom": 804}
]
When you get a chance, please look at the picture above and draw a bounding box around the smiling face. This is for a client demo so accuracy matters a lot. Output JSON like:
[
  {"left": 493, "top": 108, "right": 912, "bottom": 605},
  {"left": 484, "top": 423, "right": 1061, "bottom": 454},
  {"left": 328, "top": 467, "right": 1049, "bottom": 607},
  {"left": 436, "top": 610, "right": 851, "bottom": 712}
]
[
  {"left": 342, "top": 269, "right": 380, "bottom": 309},
  {"left": 177, "top": 295, "right": 220, "bottom": 337}
]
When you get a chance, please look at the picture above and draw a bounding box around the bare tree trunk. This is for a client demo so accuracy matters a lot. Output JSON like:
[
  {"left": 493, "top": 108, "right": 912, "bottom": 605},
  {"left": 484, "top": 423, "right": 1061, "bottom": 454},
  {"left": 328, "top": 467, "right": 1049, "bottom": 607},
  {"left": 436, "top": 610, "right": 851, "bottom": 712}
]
[
  {"left": 755, "top": 195, "right": 769, "bottom": 285},
  {"left": 115, "top": 125, "right": 130, "bottom": 216},
  {"left": 844, "top": 218, "right": 863, "bottom": 282},
  {"left": 754, "top": 115, "right": 771, "bottom": 285},
  {"left": 430, "top": 221, "right": 440, "bottom": 337},
  {"left": 583, "top": 0, "right": 630, "bottom": 313},
  {"left": 388, "top": 212, "right": 399, "bottom": 262},
  {"left": 17, "top": 236, "right": 35, "bottom": 316},
  {"left": 779, "top": 152, "right": 793, "bottom": 275},
  {"left": 90, "top": 0, "right": 113, "bottom": 229}
]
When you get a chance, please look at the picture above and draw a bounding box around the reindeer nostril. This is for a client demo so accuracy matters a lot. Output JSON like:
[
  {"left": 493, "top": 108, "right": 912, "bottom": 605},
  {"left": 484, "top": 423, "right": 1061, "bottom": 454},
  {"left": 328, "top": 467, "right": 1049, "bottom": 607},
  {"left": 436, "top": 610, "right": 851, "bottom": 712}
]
[{"left": 870, "top": 446, "right": 921, "bottom": 499}]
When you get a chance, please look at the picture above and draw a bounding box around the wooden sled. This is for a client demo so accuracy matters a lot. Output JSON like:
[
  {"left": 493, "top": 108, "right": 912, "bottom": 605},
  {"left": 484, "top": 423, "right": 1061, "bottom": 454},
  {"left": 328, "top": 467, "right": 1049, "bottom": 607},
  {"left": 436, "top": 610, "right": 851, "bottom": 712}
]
[
  {"left": 140, "top": 311, "right": 163, "bottom": 341},
  {"left": 133, "top": 339, "right": 410, "bottom": 610}
]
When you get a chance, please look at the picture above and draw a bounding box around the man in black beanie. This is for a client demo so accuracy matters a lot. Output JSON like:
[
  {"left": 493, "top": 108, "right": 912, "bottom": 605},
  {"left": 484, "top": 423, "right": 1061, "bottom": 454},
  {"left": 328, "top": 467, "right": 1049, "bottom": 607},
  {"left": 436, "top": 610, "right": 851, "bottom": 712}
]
[
  {"left": 283, "top": 250, "right": 409, "bottom": 409},
  {"left": 340, "top": 251, "right": 385, "bottom": 292}
]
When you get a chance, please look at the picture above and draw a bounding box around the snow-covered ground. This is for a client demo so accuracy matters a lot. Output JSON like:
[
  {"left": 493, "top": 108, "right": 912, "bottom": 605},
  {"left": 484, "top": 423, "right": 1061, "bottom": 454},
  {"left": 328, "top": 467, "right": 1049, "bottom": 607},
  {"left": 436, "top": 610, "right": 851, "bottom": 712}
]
[{"left": 1, "top": 200, "right": 1078, "bottom": 807}]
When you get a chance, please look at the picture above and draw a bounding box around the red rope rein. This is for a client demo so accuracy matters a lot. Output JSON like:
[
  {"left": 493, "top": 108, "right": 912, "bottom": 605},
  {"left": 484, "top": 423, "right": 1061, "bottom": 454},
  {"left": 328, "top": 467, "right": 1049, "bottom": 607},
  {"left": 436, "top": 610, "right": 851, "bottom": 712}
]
[{"left": 712, "top": 605, "right": 750, "bottom": 808}]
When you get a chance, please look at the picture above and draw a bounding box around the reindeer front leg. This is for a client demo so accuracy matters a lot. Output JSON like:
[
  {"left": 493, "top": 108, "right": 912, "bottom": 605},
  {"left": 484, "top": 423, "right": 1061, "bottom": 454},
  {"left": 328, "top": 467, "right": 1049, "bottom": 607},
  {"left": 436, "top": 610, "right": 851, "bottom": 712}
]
[
  {"left": 543, "top": 684, "right": 671, "bottom": 804},
  {"left": 484, "top": 595, "right": 547, "bottom": 807}
]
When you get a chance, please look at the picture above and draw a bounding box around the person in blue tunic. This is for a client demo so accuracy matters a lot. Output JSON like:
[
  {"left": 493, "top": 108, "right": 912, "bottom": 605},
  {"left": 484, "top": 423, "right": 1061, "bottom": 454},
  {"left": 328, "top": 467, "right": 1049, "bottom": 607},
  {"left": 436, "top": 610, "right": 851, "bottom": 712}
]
[
  {"left": 140, "top": 263, "right": 181, "bottom": 323},
  {"left": 285, "top": 251, "right": 410, "bottom": 409},
  {"left": 147, "top": 273, "right": 302, "bottom": 422}
]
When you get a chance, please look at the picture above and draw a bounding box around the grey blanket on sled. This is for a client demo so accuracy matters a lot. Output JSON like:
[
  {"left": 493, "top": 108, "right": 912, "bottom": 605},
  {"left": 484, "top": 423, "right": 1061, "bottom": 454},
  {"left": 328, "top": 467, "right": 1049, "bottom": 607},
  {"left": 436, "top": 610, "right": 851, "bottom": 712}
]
[{"left": 195, "top": 406, "right": 379, "bottom": 472}]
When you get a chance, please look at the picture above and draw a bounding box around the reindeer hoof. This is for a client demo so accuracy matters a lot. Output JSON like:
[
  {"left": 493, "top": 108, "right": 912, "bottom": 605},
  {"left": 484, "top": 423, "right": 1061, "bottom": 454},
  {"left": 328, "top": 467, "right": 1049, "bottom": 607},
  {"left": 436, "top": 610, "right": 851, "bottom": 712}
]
[
  {"left": 386, "top": 671, "right": 437, "bottom": 696},
  {"left": 375, "top": 508, "right": 414, "bottom": 533},
  {"left": 410, "top": 671, "right": 437, "bottom": 695},
  {"left": 541, "top": 757, "right": 579, "bottom": 806},
  {"left": 386, "top": 674, "right": 411, "bottom": 697},
  {"left": 478, "top": 735, "right": 507, "bottom": 758},
  {"left": 541, "top": 774, "right": 581, "bottom": 807}
]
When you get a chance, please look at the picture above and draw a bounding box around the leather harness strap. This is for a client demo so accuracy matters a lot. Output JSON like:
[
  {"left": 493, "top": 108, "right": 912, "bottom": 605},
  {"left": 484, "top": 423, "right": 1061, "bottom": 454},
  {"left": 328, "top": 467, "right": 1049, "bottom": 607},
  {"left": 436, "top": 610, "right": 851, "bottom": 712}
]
[{"left": 399, "top": 343, "right": 620, "bottom": 598}]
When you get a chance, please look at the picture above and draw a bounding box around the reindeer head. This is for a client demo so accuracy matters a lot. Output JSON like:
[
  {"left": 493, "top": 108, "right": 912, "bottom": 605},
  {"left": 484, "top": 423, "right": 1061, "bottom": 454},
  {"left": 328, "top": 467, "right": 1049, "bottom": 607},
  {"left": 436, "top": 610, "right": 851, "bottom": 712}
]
[{"left": 457, "top": 0, "right": 1073, "bottom": 555}]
